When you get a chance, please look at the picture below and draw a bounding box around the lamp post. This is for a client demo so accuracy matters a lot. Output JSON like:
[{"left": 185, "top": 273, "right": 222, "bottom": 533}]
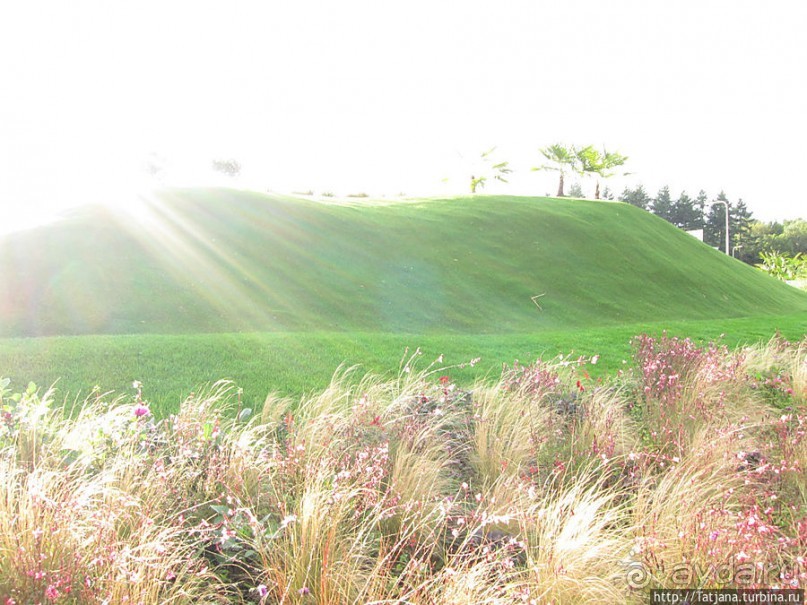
[{"left": 710, "top": 200, "right": 730, "bottom": 255}]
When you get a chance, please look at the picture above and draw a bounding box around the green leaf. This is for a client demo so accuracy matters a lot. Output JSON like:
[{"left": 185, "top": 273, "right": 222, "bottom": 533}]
[{"left": 211, "top": 504, "right": 231, "bottom": 516}]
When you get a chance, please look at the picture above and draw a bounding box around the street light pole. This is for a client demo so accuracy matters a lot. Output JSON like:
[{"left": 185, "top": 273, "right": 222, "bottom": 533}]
[{"left": 712, "top": 200, "right": 730, "bottom": 255}]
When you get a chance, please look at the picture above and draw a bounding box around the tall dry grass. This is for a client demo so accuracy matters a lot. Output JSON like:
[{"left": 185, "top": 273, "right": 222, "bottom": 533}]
[
  {"left": 0, "top": 385, "right": 232, "bottom": 603},
  {"left": 1, "top": 336, "right": 806, "bottom": 603}
]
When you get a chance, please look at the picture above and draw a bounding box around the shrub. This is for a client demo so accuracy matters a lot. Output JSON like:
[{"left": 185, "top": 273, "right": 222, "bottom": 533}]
[{"left": 757, "top": 250, "right": 807, "bottom": 282}]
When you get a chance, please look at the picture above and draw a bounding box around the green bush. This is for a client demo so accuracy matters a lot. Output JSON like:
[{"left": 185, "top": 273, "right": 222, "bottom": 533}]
[{"left": 757, "top": 250, "right": 807, "bottom": 281}]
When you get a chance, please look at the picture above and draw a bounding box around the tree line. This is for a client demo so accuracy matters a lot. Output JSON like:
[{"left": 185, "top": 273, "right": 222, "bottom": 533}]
[{"left": 620, "top": 184, "right": 806, "bottom": 266}]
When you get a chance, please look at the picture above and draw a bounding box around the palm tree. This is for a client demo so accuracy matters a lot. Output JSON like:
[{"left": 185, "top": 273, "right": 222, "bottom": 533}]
[
  {"left": 575, "top": 146, "right": 628, "bottom": 199},
  {"left": 470, "top": 148, "right": 512, "bottom": 194},
  {"left": 532, "top": 144, "right": 577, "bottom": 197}
]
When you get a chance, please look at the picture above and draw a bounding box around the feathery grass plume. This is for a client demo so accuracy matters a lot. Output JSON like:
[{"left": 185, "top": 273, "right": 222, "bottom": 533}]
[
  {"left": 253, "top": 460, "right": 388, "bottom": 603},
  {"left": 740, "top": 337, "right": 807, "bottom": 529},
  {"left": 763, "top": 410, "right": 807, "bottom": 537},
  {"left": 784, "top": 414, "right": 807, "bottom": 507},
  {"left": 517, "top": 466, "right": 634, "bottom": 604},
  {"left": 246, "top": 368, "right": 383, "bottom": 602},
  {"left": 483, "top": 356, "right": 635, "bottom": 491},
  {"left": 0, "top": 383, "right": 62, "bottom": 470},
  {"left": 793, "top": 338, "right": 807, "bottom": 405},
  {"left": 260, "top": 391, "right": 295, "bottom": 426},
  {"left": 380, "top": 402, "right": 466, "bottom": 546},
  {"left": 551, "top": 385, "right": 640, "bottom": 486},
  {"left": 140, "top": 381, "right": 245, "bottom": 523},
  {"left": 744, "top": 335, "right": 807, "bottom": 407},
  {"left": 0, "top": 456, "right": 230, "bottom": 603},
  {"left": 58, "top": 393, "right": 138, "bottom": 471},
  {"left": 470, "top": 382, "right": 554, "bottom": 489},
  {"left": 355, "top": 474, "right": 528, "bottom": 604},
  {"left": 399, "top": 554, "right": 524, "bottom": 604},
  {"left": 628, "top": 425, "right": 791, "bottom": 590},
  {"left": 483, "top": 356, "right": 588, "bottom": 488}
]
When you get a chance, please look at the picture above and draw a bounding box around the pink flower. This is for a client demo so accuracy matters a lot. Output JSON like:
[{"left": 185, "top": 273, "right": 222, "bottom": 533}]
[
  {"left": 256, "top": 584, "right": 269, "bottom": 598},
  {"left": 134, "top": 403, "right": 150, "bottom": 418},
  {"left": 45, "top": 585, "right": 60, "bottom": 600}
]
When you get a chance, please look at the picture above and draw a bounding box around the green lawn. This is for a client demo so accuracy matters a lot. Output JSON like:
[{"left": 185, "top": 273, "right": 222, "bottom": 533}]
[
  {"left": 2, "top": 189, "right": 805, "bottom": 414},
  {"left": 2, "top": 190, "right": 805, "bottom": 337},
  {"left": 2, "top": 314, "right": 804, "bottom": 416}
]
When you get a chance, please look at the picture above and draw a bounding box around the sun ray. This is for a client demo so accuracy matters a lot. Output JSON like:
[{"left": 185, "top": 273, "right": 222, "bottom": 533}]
[{"left": 103, "top": 189, "right": 370, "bottom": 333}]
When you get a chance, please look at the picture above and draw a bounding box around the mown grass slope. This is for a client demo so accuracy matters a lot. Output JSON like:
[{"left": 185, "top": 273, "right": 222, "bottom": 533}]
[
  {"left": 2, "top": 188, "right": 805, "bottom": 337},
  {"left": 2, "top": 315, "right": 806, "bottom": 414}
]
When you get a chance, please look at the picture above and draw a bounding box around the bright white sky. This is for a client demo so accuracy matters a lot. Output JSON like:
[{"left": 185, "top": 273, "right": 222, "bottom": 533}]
[{"left": 1, "top": 0, "right": 805, "bottom": 232}]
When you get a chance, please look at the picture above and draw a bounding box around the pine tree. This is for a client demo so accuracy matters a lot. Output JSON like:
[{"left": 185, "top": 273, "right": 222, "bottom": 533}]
[
  {"left": 567, "top": 182, "right": 585, "bottom": 198},
  {"left": 730, "top": 198, "right": 754, "bottom": 255},
  {"left": 672, "top": 191, "right": 702, "bottom": 231},
  {"left": 703, "top": 191, "right": 750, "bottom": 253},
  {"left": 694, "top": 190, "right": 708, "bottom": 224},
  {"left": 651, "top": 186, "right": 675, "bottom": 223},
  {"left": 620, "top": 184, "right": 651, "bottom": 210}
]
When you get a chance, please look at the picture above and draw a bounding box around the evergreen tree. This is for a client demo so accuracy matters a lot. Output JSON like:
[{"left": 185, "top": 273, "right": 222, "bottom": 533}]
[
  {"left": 730, "top": 198, "right": 754, "bottom": 255},
  {"left": 567, "top": 182, "right": 584, "bottom": 198},
  {"left": 693, "top": 190, "right": 708, "bottom": 225},
  {"left": 703, "top": 191, "right": 753, "bottom": 253},
  {"left": 620, "top": 184, "right": 651, "bottom": 210},
  {"left": 651, "top": 186, "right": 675, "bottom": 223},
  {"left": 672, "top": 191, "right": 702, "bottom": 231}
]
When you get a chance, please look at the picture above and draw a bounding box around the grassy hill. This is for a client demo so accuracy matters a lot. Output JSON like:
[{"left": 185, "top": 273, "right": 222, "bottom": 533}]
[{"left": 1, "top": 188, "right": 806, "bottom": 337}]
